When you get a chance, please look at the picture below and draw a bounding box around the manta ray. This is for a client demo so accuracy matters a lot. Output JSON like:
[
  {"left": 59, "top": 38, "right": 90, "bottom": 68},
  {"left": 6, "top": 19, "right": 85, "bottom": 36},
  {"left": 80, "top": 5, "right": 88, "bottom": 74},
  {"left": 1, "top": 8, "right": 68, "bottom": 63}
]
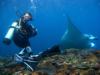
[{"left": 59, "top": 17, "right": 97, "bottom": 50}]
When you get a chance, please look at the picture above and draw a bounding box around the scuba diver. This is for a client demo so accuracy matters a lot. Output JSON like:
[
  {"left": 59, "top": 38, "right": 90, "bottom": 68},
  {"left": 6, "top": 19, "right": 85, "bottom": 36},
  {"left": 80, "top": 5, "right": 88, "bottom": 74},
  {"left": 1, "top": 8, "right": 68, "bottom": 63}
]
[
  {"left": 3, "top": 12, "right": 38, "bottom": 67},
  {"left": 3, "top": 12, "right": 38, "bottom": 71}
]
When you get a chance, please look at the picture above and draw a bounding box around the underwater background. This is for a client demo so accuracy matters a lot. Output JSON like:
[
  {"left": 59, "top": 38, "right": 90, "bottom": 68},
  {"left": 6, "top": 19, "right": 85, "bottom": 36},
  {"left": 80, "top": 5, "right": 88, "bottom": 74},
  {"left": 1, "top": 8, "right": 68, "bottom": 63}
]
[{"left": 0, "top": 0, "right": 100, "bottom": 56}]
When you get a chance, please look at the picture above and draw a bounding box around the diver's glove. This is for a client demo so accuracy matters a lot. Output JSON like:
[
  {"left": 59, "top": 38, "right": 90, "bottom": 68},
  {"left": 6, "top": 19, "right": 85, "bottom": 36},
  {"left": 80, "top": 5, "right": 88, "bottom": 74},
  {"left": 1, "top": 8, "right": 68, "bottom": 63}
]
[{"left": 3, "top": 38, "right": 11, "bottom": 45}]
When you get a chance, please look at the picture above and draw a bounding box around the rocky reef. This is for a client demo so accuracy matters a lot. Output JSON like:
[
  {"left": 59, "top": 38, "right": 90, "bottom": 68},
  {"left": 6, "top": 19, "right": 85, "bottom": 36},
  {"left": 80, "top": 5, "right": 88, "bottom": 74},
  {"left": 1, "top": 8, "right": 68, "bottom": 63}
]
[{"left": 0, "top": 49, "right": 100, "bottom": 75}]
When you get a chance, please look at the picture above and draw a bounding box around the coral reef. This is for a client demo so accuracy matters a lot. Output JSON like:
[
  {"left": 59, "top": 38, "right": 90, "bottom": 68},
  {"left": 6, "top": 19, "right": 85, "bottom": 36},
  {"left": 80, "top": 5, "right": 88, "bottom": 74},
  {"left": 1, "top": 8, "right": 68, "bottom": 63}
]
[{"left": 0, "top": 49, "right": 100, "bottom": 75}]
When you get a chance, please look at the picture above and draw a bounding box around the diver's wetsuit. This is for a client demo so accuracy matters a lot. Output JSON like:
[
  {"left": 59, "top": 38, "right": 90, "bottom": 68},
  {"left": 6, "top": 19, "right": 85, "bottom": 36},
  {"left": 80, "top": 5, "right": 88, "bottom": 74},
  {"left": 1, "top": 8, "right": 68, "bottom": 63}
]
[{"left": 13, "top": 20, "right": 37, "bottom": 48}]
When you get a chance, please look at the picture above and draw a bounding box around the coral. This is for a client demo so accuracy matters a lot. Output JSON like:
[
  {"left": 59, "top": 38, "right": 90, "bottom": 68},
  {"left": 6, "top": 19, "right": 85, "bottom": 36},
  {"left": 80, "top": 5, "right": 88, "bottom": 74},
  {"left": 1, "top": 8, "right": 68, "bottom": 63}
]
[{"left": 0, "top": 49, "right": 100, "bottom": 75}]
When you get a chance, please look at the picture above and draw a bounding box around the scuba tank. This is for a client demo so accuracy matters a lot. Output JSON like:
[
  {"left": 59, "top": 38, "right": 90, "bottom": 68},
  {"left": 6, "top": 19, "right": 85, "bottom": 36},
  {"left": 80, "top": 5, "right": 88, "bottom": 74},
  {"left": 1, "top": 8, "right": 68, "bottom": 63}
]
[
  {"left": 3, "top": 19, "right": 21, "bottom": 45},
  {"left": 3, "top": 10, "right": 22, "bottom": 45}
]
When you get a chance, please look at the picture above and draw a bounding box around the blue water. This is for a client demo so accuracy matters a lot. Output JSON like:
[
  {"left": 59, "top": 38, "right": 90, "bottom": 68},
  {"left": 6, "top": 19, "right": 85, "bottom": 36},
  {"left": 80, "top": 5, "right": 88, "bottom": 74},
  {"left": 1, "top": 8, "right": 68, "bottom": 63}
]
[{"left": 0, "top": 0, "right": 100, "bottom": 56}]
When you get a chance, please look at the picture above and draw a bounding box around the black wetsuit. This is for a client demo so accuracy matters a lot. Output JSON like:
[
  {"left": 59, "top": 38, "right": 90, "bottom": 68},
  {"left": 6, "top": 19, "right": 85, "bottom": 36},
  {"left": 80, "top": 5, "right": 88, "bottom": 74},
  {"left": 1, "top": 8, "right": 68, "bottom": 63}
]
[{"left": 13, "top": 20, "right": 37, "bottom": 48}]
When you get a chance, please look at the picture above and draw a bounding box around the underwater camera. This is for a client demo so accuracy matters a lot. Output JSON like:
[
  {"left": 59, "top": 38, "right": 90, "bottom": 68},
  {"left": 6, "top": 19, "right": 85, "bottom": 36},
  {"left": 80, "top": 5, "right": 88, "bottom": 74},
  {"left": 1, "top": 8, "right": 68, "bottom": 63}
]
[{"left": 3, "top": 22, "right": 18, "bottom": 45}]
